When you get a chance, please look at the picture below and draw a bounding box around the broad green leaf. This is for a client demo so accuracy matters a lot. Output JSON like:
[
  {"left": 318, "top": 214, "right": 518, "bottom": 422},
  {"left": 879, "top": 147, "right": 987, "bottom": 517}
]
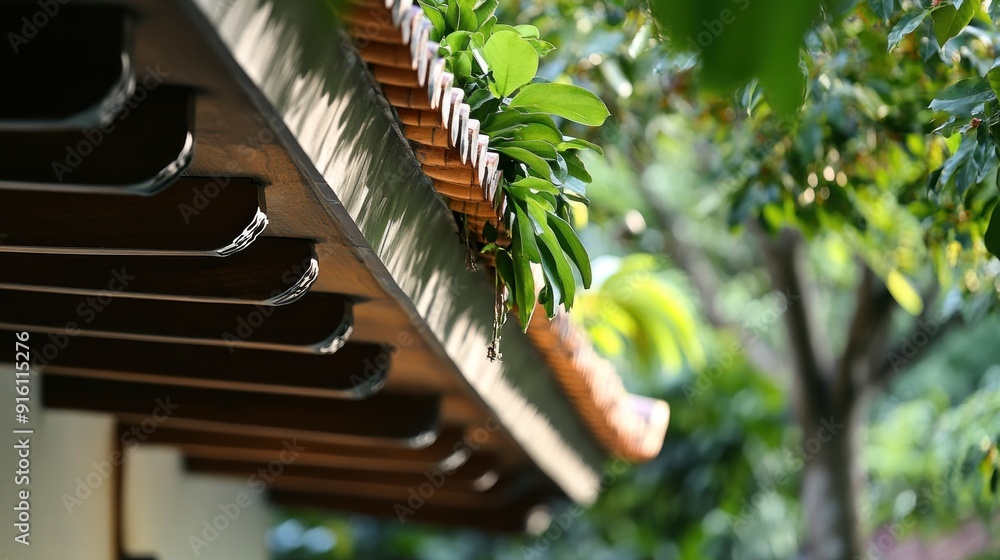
[
  {"left": 557, "top": 137, "right": 604, "bottom": 155},
  {"left": 886, "top": 269, "right": 923, "bottom": 316},
  {"left": 992, "top": 0, "right": 1000, "bottom": 26},
  {"left": 473, "top": 0, "right": 498, "bottom": 24},
  {"left": 868, "top": 0, "right": 895, "bottom": 21},
  {"left": 495, "top": 248, "right": 516, "bottom": 293},
  {"left": 482, "top": 31, "right": 537, "bottom": 97},
  {"left": 418, "top": 1, "right": 446, "bottom": 39},
  {"left": 510, "top": 176, "right": 560, "bottom": 194},
  {"left": 511, "top": 200, "right": 541, "bottom": 262},
  {"left": 495, "top": 145, "right": 553, "bottom": 179},
  {"left": 482, "top": 110, "right": 558, "bottom": 134},
  {"left": 509, "top": 83, "right": 611, "bottom": 126},
  {"left": 564, "top": 151, "right": 593, "bottom": 183},
  {"left": 498, "top": 140, "right": 558, "bottom": 160},
  {"left": 511, "top": 242, "right": 536, "bottom": 328},
  {"left": 887, "top": 11, "right": 927, "bottom": 52},
  {"left": 987, "top": 58, "right": 1000, "bottom": 100},
  {"left": 514, "top": 24, "right": 540, "bottom": 38},
  {"left": 513, "top": 123, "right": 564, "bottom": 145},
  {"left": 446, "top": 0, "right": 477, "bottom": 32},
  {"left": 932, "top": 0, "right": 977, "bottom": 47},
  {"left": 527, "top": 199, "right": 576, "bottom": 307},
  {"left": 929, "top": 78, "right": 995, "bottom": 115},
  {"left": 548, "top": 214, "right": 592, "bottom": 288}
]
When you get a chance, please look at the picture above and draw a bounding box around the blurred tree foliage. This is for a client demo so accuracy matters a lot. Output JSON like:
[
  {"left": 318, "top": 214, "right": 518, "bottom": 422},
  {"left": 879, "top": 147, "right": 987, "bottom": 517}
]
[{"left": 272, "top": 0, "right": 1000, "bottom": 558}]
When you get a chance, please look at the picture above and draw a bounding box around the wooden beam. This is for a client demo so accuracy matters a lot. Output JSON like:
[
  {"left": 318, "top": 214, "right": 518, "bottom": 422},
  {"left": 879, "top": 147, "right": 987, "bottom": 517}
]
[
  {"left": 43, "top": 376, "right": 440, "bottom": 448},
  {"left": 269, "top": 490, "right": 552, "bottom": 533},
  {"left": 183, "top": 457, "right": 500, "bottom": 494},
  {"left": 0, "top": 237, "right": 318, "bottom": 306},
  {"left": 13, "top": 331, "right": 384, "bottom": 399},
  {"left": 0, "top": 4, "right": 133, "bottom": 130},
  {"left": 0, "top": 291, "right": 353, "bottom": 354},
  {"left": 139, "top": 425, "right": 500, "bottom": 476},
  {"left": 0, "top": 177, "right": 267, "bottom": 256},
  {"left": 0, "top": 86, "right": 193, "bottom": 195}
]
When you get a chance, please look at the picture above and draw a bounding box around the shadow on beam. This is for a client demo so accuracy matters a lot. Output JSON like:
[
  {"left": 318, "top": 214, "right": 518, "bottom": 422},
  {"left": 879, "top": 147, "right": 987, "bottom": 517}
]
[
  {"left": 0, "top": 4, "right": 134, "bottom": 130},
  {"left": 0, "top": 177, "right": 267, "bottom": 256},
  {"left": 0, "top": 237, "right": 318, "bottom": 306},
  {"left": 0, "top": 291, "right": 353, "bottom": 354},
  {"left": 43, "top": 376, "right": 440, "bottom": 448}
]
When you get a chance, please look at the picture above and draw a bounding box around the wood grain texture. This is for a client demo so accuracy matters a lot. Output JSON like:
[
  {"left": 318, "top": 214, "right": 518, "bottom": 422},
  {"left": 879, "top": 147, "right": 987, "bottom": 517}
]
[
  {"left": 0, "top": 290, "right": 352, "bottom": 354},
  {"left": 0, "top": 4, "right": 134, "bottom": 129},
  {"left": 0, "top": 237, "right": 318, "bottom": 305},
  {"left": 43, "top": 376, "right": 440, "bottom": 447},
  {"left": 0, "top": 177, "right": 266, "bottom": 256},
  {"left": 0, "top": 86, "right": 193, "bottom": 195}
]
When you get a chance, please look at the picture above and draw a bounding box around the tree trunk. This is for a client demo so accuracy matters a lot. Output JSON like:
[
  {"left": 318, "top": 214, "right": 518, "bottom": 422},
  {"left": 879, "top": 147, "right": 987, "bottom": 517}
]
[{"left": 801, "top": 401, "right": 861, "bottom": 560}]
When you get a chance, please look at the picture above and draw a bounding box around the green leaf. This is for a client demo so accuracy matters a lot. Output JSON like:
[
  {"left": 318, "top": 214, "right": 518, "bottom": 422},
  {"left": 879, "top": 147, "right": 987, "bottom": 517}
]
[
  {"left": 510, "top": 176, "right": 560, "bottom": 194},
  {"left": 991, "top": 0, "right": 1000, "bottom": 26},
  {"left": 513, "top": 122, "right": 564, "bottom": 145},
  {"left": 887, "top": 11, "right": 927, "bottom": 52},
  {"left": 511, "top": 200, "right": 541, "bottom": 262},
  {"left": 473, "top": 0, "right": 498, "bottom": 24},
  {"left": 482, "top": 110, "right": 558, "bottom": 134},
  {"left": 482, "top": 31, "right": 538, "bottom": 97},
  {"left": 868, "top": 0, "right": 895, "bottom": 21},
  {"left": 495, "top": 145, "right": 553, "bottom": 179},
  {"left": 548, "top": 214, "right": 592, "bottom": 288},
  {"left": 526, "top": 199, "right": 575, "bottom": 308},
  {"left": 446, "top": 0, "right": 477, "bottom": 32},
  {"left": 498, "top": 140, "right": 557, "bottom": 160},
  {"left": 557, "top": 137, "right": 604, "bottom": 155},
  {"left": 932, "top": 0, "right": 977, "bottom": 47},
  {"left": 509, "top": 83, "right": 611, "bottom": 126},
  {"left": 564, "top": 151, "right": 593, "bottom": 183},
  {"left": 987, "top": 59, "right": 1000, "bottom": 100},
  {"left": 495, "top": 248, "right": 516, "bottom": 293},
  {"left": 929, "top": 78, "right": 995, "bottom": 115},
  {"left": 511, "top": 244, "right": 535, "bottom": 328},
  {"left": 514, "top": 24, "right": 540, "bottom": 38},
  {"left": 418, "top": 1, "right": 446, "bottom": 39}
]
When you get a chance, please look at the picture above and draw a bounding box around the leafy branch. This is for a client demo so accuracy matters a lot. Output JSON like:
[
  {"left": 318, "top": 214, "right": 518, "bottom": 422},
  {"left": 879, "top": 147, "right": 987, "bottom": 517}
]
[{"left": 419, "top": 0, "right": 610, "bottom": 348}]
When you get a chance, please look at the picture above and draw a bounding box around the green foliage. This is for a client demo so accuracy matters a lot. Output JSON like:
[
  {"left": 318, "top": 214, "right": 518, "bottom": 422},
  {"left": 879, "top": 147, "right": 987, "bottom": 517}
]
[{"left": 419, "top": 0, "right": 611, "bottom": 332}]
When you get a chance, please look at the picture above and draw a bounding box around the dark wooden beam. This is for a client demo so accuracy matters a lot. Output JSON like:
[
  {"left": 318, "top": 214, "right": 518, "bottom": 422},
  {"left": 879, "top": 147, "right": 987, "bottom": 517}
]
[
  {"left": 12, "top": 330, "right": 384, "bottom": 399},
  {"left": 270, "top": 490, "right": 552, "bottom": 533},
  {"left": 0, "top": 86, "right": 193, "bottom": 195},
  {"left": 0, "top": 291, "right": 352, "bottom": 354},
  {"left": 0, "top": 237, "right": 317, "bottom": 306},
  {"left": 0, "top": 4, "right": 133, "bottom": 130},
  {"left": 43, "top": 376, "right": 440, "bottom": 448},
  {"left": 138, "top": 425, "right": 500, "bottom": 476},
  {"left": 0, "top": 177, "right": 267, "bottom": 256},
  {"left": 183, "top": 456, "right": 500, "bottom": 494}
]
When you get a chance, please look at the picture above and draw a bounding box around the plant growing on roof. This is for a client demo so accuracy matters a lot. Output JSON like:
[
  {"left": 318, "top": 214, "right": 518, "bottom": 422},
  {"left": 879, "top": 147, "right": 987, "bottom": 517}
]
[{"left": 418, "top": 0, "right": 610, "bottom": 356}]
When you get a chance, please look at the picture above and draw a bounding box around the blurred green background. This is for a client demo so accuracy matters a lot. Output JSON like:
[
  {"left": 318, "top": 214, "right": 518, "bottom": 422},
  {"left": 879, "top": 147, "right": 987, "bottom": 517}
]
[{"left": 268, "top": 0, "right": 1000, "bottom": 558}]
